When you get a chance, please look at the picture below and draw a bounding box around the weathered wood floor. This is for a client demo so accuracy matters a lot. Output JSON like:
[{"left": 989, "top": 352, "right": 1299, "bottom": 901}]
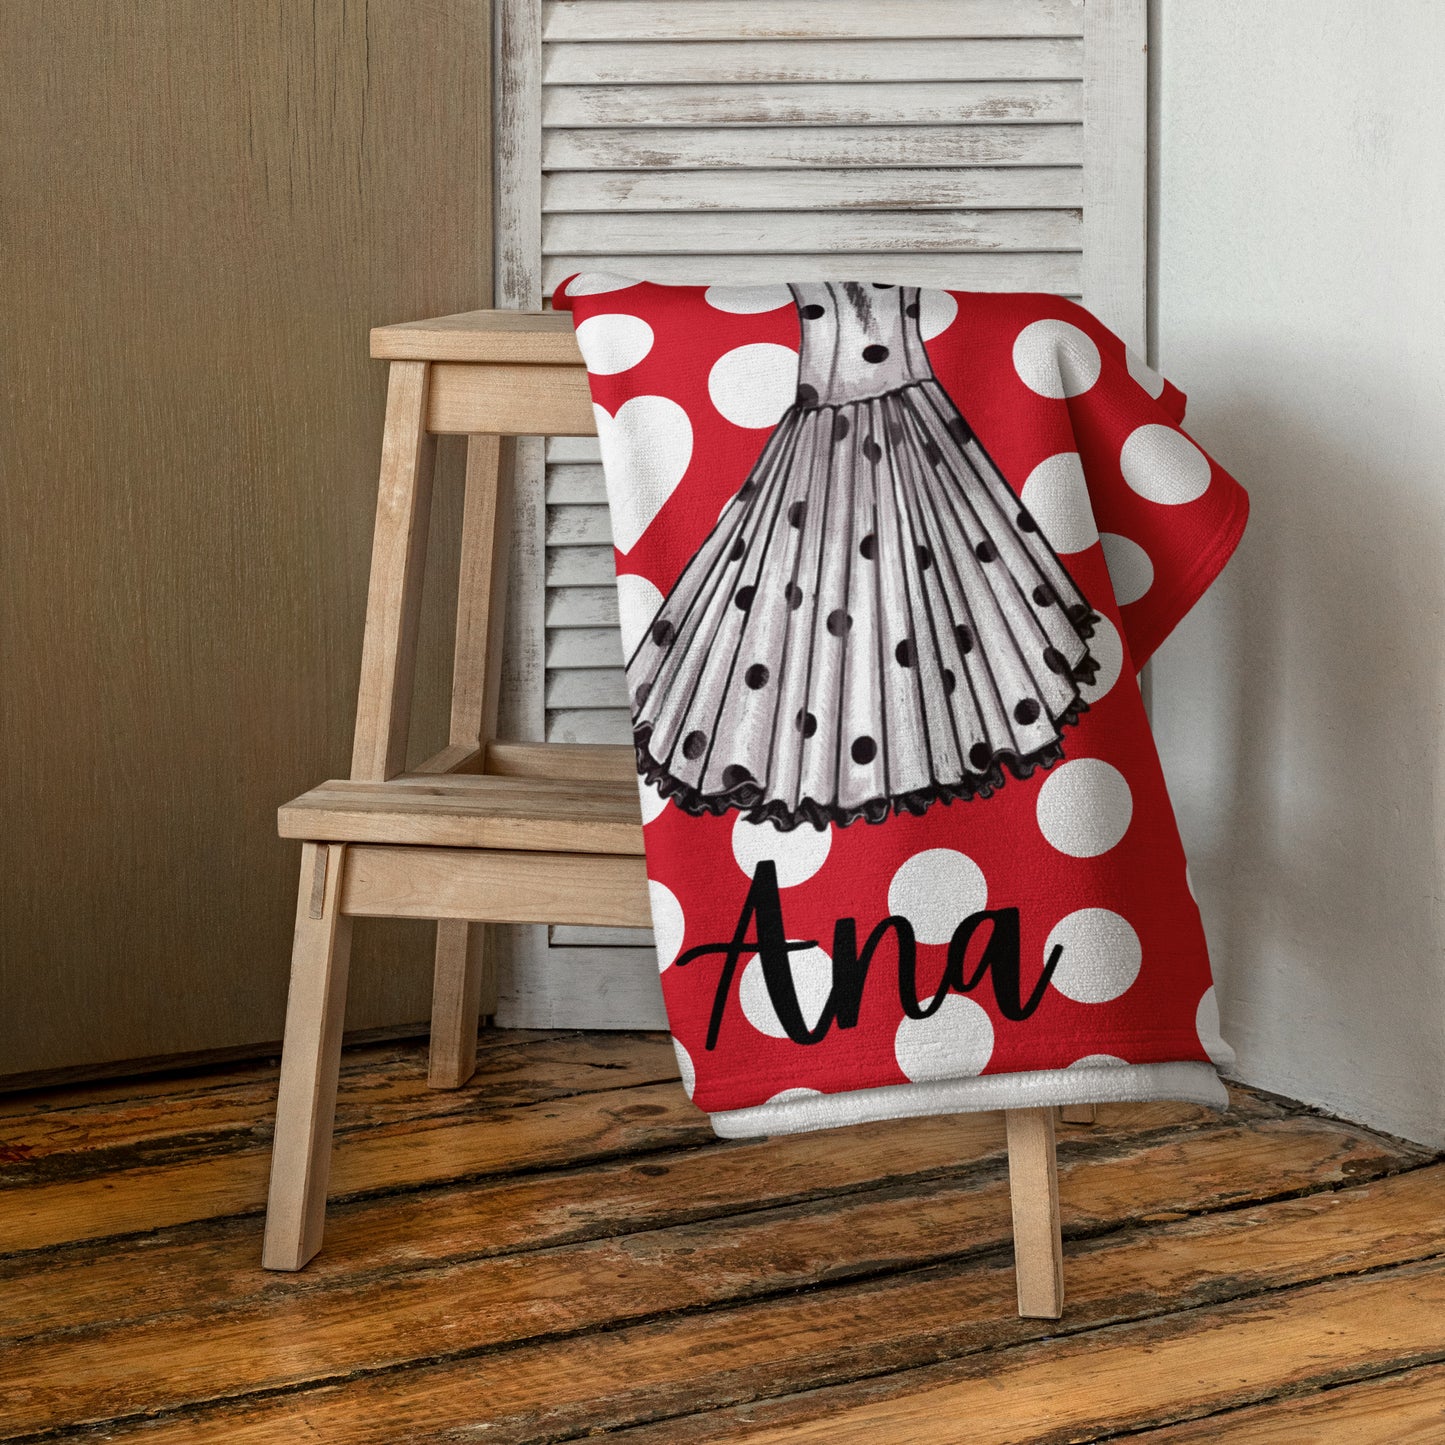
[{"left": 2, "top": 1029, "right": 1443, "bottom": 1442}]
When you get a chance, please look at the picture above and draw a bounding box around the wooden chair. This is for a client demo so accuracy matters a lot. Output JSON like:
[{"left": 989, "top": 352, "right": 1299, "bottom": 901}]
[{"left": 262, "top": 310, "right": 1068, "bottom": 1319}]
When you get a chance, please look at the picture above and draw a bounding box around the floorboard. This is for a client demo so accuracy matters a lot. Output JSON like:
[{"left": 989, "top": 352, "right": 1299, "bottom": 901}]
[
  {"left": 1125, "top": 1362, "right": 1445, "bottom": 1442},
  {"left": 0, "top": 1030, "right": 1439, "bottom": 1443}
]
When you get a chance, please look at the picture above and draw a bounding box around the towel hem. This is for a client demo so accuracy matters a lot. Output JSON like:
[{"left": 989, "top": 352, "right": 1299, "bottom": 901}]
[{"left": 707, "top": 1061, "right": 1227, "bottom": 1138}]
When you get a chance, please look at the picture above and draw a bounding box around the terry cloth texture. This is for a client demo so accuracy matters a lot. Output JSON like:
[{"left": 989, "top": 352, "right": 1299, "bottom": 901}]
[{"left": 556, "top": 275, "right": 1248, "bottom": 1137}]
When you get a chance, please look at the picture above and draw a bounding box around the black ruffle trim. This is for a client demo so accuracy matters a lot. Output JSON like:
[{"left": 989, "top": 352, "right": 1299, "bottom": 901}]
[
  {"left": 1066, "top": 604, "right": 1102, "bottom": 646},
  {"left": 635, "top": 692, "right": 1091, "bottom": 834}
]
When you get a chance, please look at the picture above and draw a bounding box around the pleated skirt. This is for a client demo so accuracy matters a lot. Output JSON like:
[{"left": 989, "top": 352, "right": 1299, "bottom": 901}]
[{"left": 628, "top": 379, "right": 1100, "bottom": 831}]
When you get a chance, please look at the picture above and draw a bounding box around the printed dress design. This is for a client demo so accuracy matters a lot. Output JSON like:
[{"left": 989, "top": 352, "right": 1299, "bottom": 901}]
[{"left": 628, "top": 282, "right": 1101, "bottom": 831}]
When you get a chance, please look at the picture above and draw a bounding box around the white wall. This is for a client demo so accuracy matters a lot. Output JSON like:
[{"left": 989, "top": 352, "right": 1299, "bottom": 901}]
[{"left": 1149, "top": 0, "right": 1445, "bottom": 1145}]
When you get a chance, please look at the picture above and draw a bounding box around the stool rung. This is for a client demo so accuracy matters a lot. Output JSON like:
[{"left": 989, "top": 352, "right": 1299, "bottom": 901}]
[{"left": 339, "top": 845, "right": 650, "bottom": 928}]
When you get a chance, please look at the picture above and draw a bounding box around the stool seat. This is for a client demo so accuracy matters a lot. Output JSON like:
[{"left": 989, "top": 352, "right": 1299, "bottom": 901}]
[{"left": 279, "top": 769, "right": 644, "bottom": 855}]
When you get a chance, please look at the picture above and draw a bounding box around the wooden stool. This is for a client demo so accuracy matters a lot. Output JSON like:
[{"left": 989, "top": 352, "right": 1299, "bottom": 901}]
[{"left": 262, "top": 310, "right": 1067, "bottom": 1319}]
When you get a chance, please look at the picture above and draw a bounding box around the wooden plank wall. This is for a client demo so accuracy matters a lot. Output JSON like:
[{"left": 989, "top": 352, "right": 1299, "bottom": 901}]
[{"left": 0, "top": 0, "right": 492, "bottom": 1077}]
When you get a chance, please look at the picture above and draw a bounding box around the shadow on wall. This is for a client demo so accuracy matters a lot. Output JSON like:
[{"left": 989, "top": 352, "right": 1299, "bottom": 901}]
[{"left": 1154, "top": 352, "right": 1445, "bottom": 1148}]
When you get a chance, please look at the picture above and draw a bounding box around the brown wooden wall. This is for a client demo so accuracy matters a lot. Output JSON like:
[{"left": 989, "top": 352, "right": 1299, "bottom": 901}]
[{"left": 0, "top": 0, "right": 492, "bottom": 1077}]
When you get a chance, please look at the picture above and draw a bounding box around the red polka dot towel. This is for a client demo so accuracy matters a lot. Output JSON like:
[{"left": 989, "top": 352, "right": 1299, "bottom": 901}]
[{"left": 555, "top": 274, "right": 1249, "bottom": 1138}]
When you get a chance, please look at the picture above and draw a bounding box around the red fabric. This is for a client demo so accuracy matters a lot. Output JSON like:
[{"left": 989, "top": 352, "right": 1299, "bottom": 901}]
[{"left": 556, "top": 276, "right": 1248, "bottom": 1114}]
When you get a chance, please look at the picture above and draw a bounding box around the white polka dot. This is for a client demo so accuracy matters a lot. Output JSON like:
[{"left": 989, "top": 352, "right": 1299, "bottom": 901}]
[
  {"left": 1069, "top": 1053, "right": 1130, "bottom": 1068},
  {"left": 638, "top": 778, "right": 668, "bottom": 826},
  {"left": 919, "top": 289, "right": 958, "bottom": 341},
  {"left": 1013, "top": 319, "right": 1102, "bottom": 398},
  {"left": 709, "top": 343, "right": 799, "bottom": 428},
  {"left": 649, "top": 880, "right": 685, "bottom": 971},
  {"left": 673, "top": 1038, "right": 696, "bottom": 1098},
  {"left": 740, "top": 947, "right": 834, "bottom": 1039},
  {"left": 1047, "top": 908, "right": 1142, "bottom": 1003},
  {"left": 1080, "top": 616, "right": 1124, "bottom": 703},
  {"left": 565, "top": 272, "right": 640, "bottom": 297},
  {"left": 732, "top": 815, "right": 831, "bottom": 887},
  {"left": 887, "top": 849, "right": 988, "bottom": 946},
  {"left": 615, "top": 573, "right": 665, "bottom": 656},
  {"left": 705, "top": 284, "right": 792, "bottom": 314},
  {"left": 595, "top": 397, "right": 693, "bottom": 555},
  {"left": 574, "top": 313, "right": 654, "bottom": 375},
  {"left": 767, "top": 1086, "right": 822, "bottom": 1104},
  {"left": 1185, "top": 863, "right": 1197, "bottom": 902},
  {"left": 1120, "top": 424, "right": 1212, "bottom": 506},
  {"left": 1036, "top": 759, "right": 1133, "bottom": 857},
  {"left": 1196, "top": 986, "right": 1235, "bottom": 1068},
  {"left": 1126, "top": 347, "right": 1167, "bottom": 399},
  {"left": 894, "top": 994, "right": 994, "bottom": 1082},
  {"left": 1100, "top": 532, "right": 1154, "bottom": 606},
  {"left": 1019, "top": 452, "right": 1098, "bottom": 555}
]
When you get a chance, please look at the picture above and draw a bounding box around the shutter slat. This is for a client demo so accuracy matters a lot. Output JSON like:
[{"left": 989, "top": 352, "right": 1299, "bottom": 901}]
[
  {"left": 546, "top": 586, "right": 619, "bottom": 627},
  {"left": 543, "top": 251, "right": 1081, "bottom": 290},
  {"left": 545, "top": 166, "right": 1083, "bottom": 213},
  {"left": 543, "top": 123, "right": 1083, "bottom": 170},
  {"left": 547, "top": 626, "right": 624, "bottom": 668},
  {"left": 547, "top": 707, "right": 634, "bottom": 744},
  {"left": 543, "top": 1, "right": 1086, "bottom": 44},
  {"left": 544, "top": 208, "right": 1080, "bottom": 255},
  {"left": 546, "top": 668, "right": 631, "bottom": 709},
  {"left": 546, "top": 462, "right": 608, "bottom": 502},
  {"left": 543, "top": 38, "right": 1084, "bottom": 85},
  {"left": 547, "top": 437, "right": 603, "bottom": 462},
  {"left": 546, "top": 545, "right": 617, "bottom": 586},
  {"left": 546, "top": 502, "right": 615, "bottom": 545},
  {"left": 543, "top": 80, "right": 1081, "bottom": 128}
]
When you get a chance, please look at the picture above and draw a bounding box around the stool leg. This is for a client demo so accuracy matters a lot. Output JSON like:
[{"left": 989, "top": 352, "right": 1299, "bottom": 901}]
[
  {"left": 1060, "top": 1103, "right": 1097, "bottom": 1124},
  {"left": 428, "top": 920, "right": 496, "bottom": 1088},
  {"left": 263, "top": 843, "right": 353, "bottom": 1271},
  {"left": 1006, "top": 1106, "right": 1065, "bottom": 1319}
]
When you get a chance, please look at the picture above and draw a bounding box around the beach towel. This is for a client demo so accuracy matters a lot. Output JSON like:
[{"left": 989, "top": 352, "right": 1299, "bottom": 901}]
[{"left": 555, "top": 274, "right": 1249, "bottom": 1138}]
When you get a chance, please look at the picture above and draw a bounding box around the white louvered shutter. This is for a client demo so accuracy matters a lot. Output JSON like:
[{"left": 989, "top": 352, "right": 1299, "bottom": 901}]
[{"left": 493, "top": 0, "right": 1146, "bottom": 1028}]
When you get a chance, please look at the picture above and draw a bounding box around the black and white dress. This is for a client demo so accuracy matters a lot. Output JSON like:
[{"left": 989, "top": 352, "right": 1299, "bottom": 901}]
[{"left": 628, "top": 282, "right": 1100, "bottom": 831}]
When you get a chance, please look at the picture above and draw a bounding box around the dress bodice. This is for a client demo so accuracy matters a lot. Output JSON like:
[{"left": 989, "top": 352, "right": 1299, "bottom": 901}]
[{"left": 789, "top": 282, "right": 936, "bottom": 407}]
